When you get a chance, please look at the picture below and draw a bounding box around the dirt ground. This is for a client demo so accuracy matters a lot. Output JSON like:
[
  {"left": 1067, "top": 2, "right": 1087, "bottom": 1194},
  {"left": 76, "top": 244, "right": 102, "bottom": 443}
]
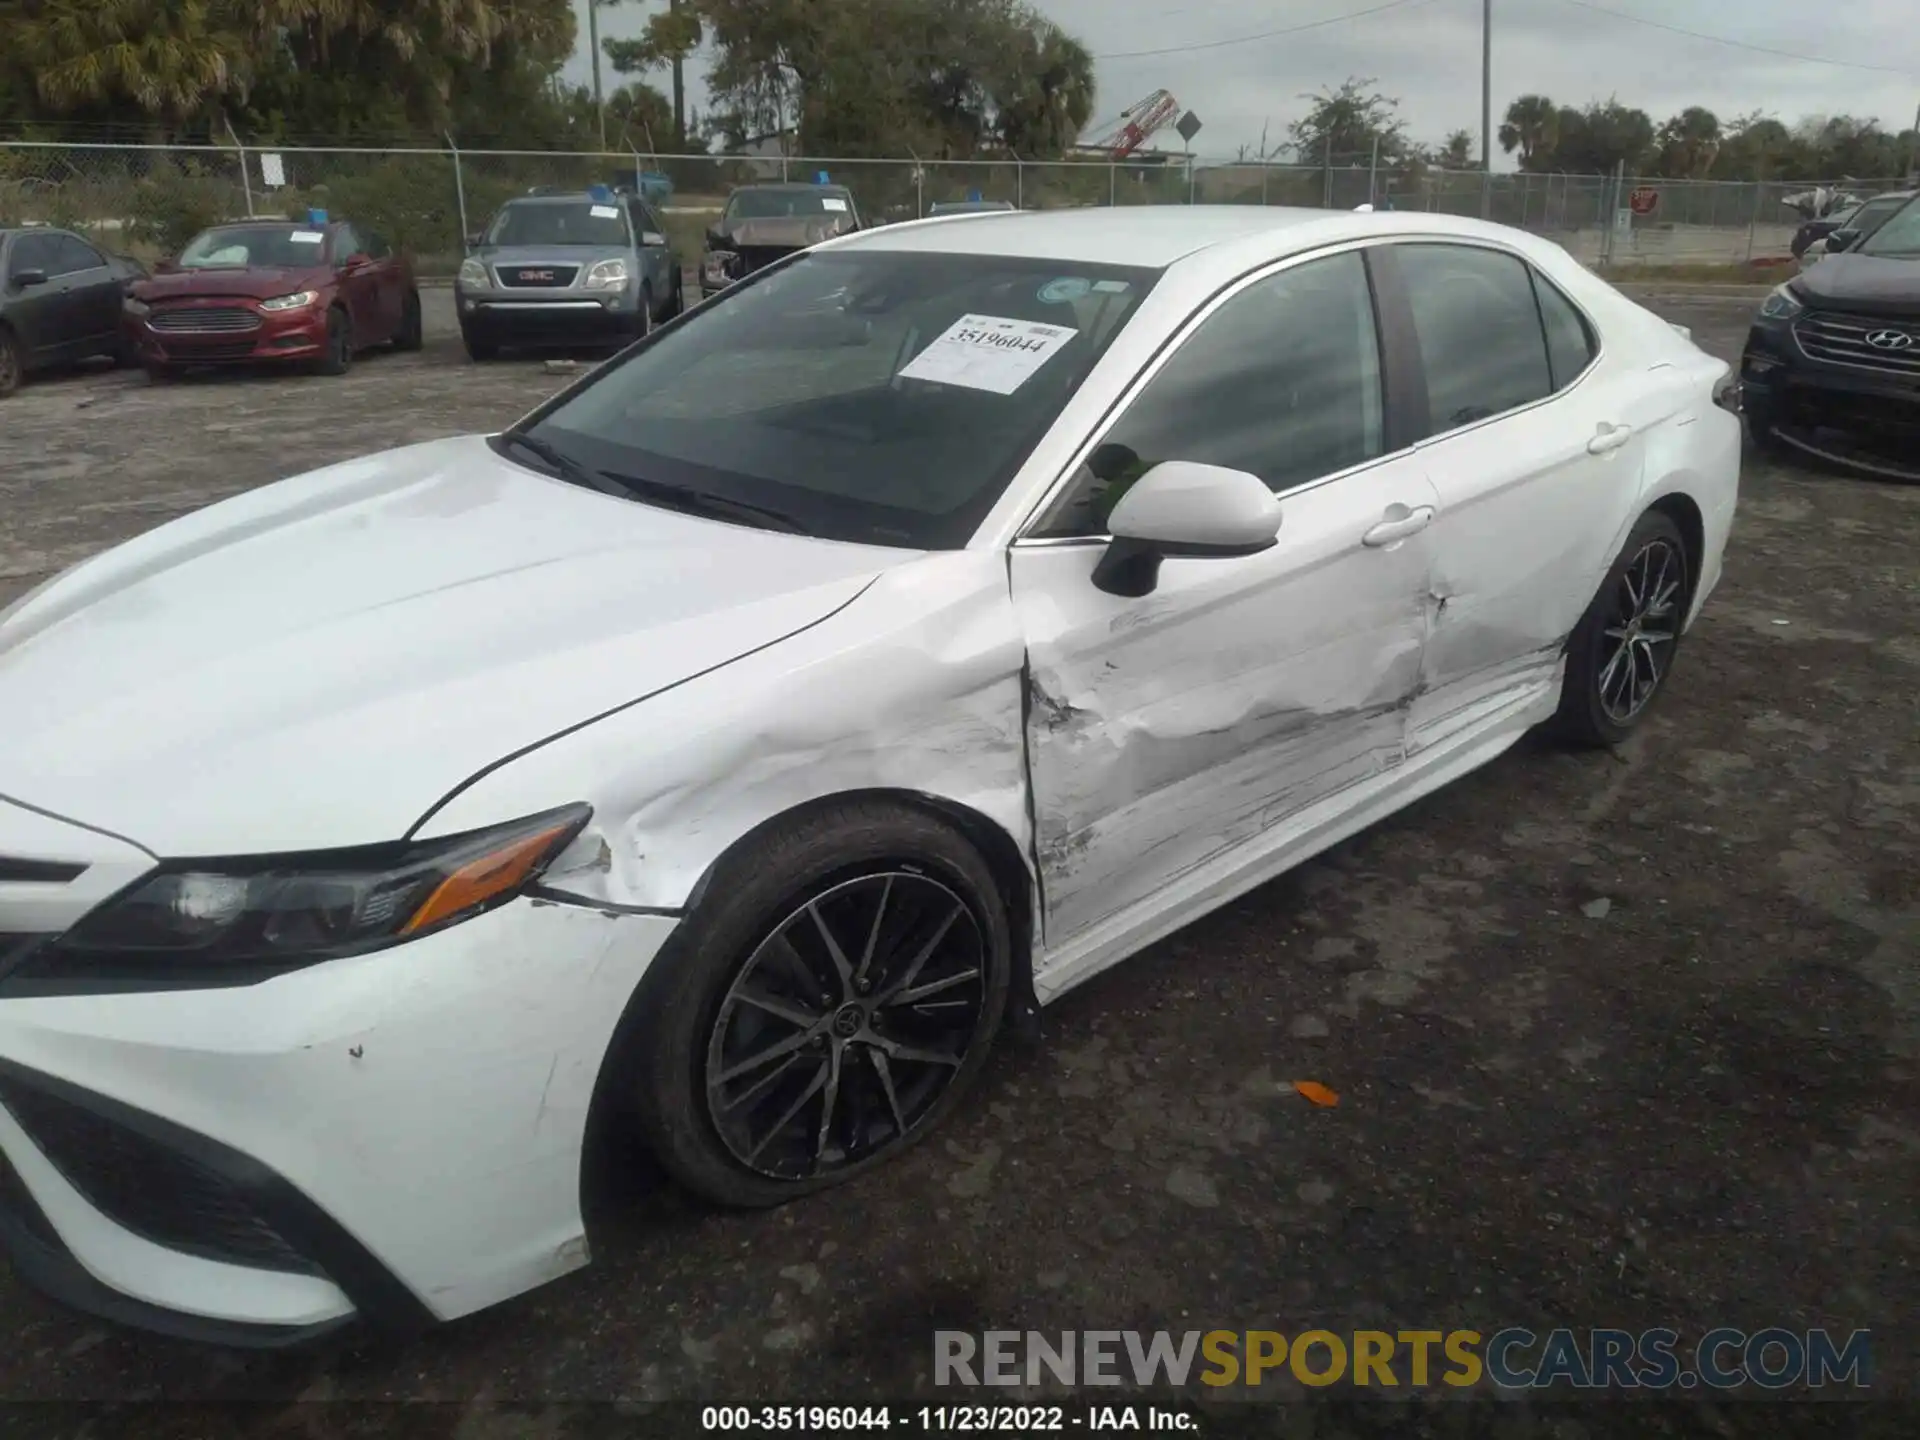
[{"left": 0, "top": 291, "right": 1915, "bottom": 1434}]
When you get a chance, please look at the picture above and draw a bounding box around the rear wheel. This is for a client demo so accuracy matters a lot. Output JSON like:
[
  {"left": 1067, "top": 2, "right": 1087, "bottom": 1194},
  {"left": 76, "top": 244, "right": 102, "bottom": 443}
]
[
  {"left": 394, "top": 289, "right": 423, "bottom": 352},
  {"left": 1551, "top": 510, "right": 1691, "bottom": 748},
  {"left": 314, "top": 307, "right": 351, "bottom": 376},
  {"left": 0, "top": 327, "right": 22, "bottom": 398},
  {"left": 617, "top": 801, "right": 1012, "bottom": 1208}
]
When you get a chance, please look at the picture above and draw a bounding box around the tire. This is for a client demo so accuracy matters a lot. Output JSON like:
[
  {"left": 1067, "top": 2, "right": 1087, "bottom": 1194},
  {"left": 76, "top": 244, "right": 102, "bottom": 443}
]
[
  {"left": 462, "top": 330, "right": 499, "bottom": 363},
  {"left": 394, "top": 289, "right": 423, "bottom": 352},
  {"left": 0, "top": 326, "right": 22, "bottom": 399},
  {"left": 618, "top": 800, "right": 1013, "bottom": 1208},
  {"left": 636, "top": 285, "right": 654, "bottom": 338},
  {"left": 1550, "top": 509, "right": 1691, "bottom": 748},
  {"left": 314, "top": 307, "right": 351, "bottom": 376},
  {"left": 666, "top": 272, "right": 686, "bottom": 319}
]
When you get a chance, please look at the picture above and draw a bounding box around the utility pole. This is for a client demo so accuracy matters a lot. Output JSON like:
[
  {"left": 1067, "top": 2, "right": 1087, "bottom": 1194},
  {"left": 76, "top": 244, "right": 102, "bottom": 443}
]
[
  {"left": 588, "top": 0, "right": 607, "bottom": 150},
  {"left": 1908, "top": 99, "right": 1919, "bottom": 183},
  {"left": 670, "top": 0, "right": 687, "bottom": 148},
  {"left": 1480, "top": 0, "right": 1493, "bottom": 217}
]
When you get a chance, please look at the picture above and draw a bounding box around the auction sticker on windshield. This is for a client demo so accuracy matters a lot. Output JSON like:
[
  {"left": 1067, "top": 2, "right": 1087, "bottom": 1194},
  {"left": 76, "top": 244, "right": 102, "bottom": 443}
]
[
  {"left": 822, "top": 197, "right": 849, "bottom": 211},
  {"left": 590, "top": 205, "right": 619, "bottom": 218},
  {"left": 898, "top": 313, "right": 1078, "bottom": 395},
  {"left": 291, "top": 231, "right": 324, "bottom": 243}
]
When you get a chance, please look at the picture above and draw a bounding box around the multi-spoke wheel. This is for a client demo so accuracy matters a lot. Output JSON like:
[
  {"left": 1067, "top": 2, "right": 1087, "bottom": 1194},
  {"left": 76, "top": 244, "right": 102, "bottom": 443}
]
[
  {"left": 614, "top": 801, "right": 1012, "bottom": 1207},
  {"left": 1552, "top": 509, "right": 1692, "bottom": 747},
  {"left": 705, "top": 872, "right": 989, "bottom": 1181}
]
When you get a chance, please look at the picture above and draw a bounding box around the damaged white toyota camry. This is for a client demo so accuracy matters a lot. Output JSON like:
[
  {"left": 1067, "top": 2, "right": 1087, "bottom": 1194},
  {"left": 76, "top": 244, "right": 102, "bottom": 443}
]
[{"left": 0, "top": 206, "right": 1738, "bottom": 1343}]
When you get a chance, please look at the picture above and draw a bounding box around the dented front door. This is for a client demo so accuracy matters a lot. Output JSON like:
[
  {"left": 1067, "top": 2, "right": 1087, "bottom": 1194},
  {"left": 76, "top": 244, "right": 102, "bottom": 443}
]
[{"left": 1011, "top": 456, "right": 1440, "bottom": 947}]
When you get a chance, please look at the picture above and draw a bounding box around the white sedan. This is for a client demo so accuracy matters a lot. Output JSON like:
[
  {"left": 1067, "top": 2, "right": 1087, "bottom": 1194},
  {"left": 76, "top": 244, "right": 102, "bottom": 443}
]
[{"left": 0, "top": 206, "right": 1739, "bottom": 1344}]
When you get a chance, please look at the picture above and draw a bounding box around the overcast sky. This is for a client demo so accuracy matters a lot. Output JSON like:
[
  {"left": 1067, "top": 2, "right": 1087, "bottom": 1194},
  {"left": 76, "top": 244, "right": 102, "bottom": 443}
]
[{"left": 568, "top": 0, "right": 1920, "bottom": 162}]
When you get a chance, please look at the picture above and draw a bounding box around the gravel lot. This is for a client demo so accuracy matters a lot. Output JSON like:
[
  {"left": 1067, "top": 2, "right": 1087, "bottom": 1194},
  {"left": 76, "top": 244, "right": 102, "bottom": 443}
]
[{"left": 0, "top": 290, "right": 1916, "bottom": 1433}]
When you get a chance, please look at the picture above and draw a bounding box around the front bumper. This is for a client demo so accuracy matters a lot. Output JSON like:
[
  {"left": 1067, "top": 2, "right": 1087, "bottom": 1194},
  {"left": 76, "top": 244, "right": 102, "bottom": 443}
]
[
  {"left": 0, "top": 815, "right": 676, "bottom": 1342},
  {"left": 457, "top": 289, "right": 643, "bottom": 346},
  {"left": 1742, "top": 315, "right": 1920, "bottom": 454},
  {"left": 127, "top": 303, "right": 329, "bottom": 365}
]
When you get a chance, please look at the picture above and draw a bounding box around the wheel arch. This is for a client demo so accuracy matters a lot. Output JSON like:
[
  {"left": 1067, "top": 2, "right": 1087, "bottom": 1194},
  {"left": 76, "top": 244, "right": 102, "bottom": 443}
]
[
  {"left": 1645, "top": 490, "right": 1704, "bottom": 597},
  {"left": 682, "top": 786, "right": 1039, "bottom": 1033}
]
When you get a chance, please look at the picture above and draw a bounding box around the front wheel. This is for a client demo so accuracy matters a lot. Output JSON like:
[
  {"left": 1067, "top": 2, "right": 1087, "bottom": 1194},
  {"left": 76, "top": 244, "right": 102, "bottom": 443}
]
[
  {"left": 618, "top": 801, "right": 1012, "bottom": 1208},
  {"left": 314, "top": 307, "right": 351, "bottom": 376},
  {"left": 0, "top": 327, "right": 23, "bottom": 398},
  {"left": 394, "top": 289, "right": 423, "bottom": 352},
  {"left": 1550, "top": 510, "right": 1691, "bottom": 748},
  {"left": 462, "top": 330, "right": 499, "bottom": 362}
]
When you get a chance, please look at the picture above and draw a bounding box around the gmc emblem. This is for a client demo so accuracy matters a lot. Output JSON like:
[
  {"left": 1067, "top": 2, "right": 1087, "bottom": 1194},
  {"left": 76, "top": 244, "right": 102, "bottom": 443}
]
[{"left": 518, "top": 269, "right": 556, "bottom": 282}]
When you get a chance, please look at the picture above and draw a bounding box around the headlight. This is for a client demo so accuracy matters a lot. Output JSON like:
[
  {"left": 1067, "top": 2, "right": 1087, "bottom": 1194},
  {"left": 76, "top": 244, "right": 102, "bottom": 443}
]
[
  {"left": 582, "top": 258, "right": 629, "bottom": 291},
  {"left": 259, "top": 290, "right": 319, "bottom": 312},
  {"left": 457, "top": 257, "right": 489, "bottom": 289},
  {"left": 9, "top": 804, "right": 591, "bottom": 989},
  {"left": 123, "top": 297, "right": 150, "bottom": 317},
  {"left": 1758, "top": 284, "right": 1804, "bottom": 321},
  {"left": 703, "top": 250, "right": 738, "bottom": 283}
]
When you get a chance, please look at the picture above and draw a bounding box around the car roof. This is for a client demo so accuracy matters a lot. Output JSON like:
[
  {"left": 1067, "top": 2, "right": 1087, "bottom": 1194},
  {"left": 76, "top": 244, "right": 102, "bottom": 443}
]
[
  {"left": 832, "top": 205, "right": 1548, "bottom": 269},
  {"left": 732, "top": 182, "right": 853, "bottom": 193},
  {"left": 504, "top": 193, "right": 618, "bottom": 206}
]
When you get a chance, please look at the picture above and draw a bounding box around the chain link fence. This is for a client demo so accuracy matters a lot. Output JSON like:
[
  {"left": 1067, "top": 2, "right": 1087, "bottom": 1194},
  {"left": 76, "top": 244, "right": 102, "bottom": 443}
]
[{"left": 1, "top": 140, "right": 1908, "bottom": 275}]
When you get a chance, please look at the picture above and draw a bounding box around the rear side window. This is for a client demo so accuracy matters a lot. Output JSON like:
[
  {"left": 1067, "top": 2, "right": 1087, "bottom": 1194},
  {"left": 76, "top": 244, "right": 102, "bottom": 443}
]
[
  {"left": 1532, "top": 272, "right": 1596, "bottom": 391},
  {"left": 1395, "top": 243, "right": 1552, "bottom": 436}
]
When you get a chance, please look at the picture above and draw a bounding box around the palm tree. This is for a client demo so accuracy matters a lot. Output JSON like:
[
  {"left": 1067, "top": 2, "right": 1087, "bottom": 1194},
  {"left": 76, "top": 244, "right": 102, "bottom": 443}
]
[
  {"left": 11, "top": 0, "right": 255, "bottom": 133},
  {"left": 1498, "top": 93, "right": 1560, "bottom": 171}
]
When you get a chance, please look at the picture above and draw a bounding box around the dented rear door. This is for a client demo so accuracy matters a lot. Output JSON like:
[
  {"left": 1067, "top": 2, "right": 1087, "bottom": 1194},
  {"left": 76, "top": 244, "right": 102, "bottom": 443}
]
[{"left": 1011, "top": 454, "right": 1439, "bottom": 949}]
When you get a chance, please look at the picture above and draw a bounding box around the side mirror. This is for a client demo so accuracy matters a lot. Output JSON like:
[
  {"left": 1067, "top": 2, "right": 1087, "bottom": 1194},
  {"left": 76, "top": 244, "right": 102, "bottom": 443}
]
[
  {"left": 1826, "top": 230, "right": 1858, "bottom": 252},
  {"left": 11, "top": 268, "right": 48, "bottom": 289},
  {"left": 642, "top": 230, "right": 667, "bottom": 248},
  {"left": 1092, "top": 461, "right": 1283, "bottom": 598}
]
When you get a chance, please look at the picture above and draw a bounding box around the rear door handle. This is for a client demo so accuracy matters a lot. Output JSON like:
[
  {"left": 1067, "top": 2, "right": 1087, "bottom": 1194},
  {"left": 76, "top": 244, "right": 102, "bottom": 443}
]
[
  {"left": 1588, "top": 422, "right": 1634, "bottom": 454},
  {"left": 1362, "top": 505, "right": 1435, "bottom": 547}
]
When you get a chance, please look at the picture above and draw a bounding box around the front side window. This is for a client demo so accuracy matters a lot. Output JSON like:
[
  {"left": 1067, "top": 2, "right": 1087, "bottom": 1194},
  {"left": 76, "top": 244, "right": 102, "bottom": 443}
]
[
  {"left": 1032, "top": 250, "right": 1386, "bottom": 538},
  {"left": 179, "top": 225, "right": 331, "bottom": 269},
  {"left": 8, "top": 232, "right": 56, "bottom": 278},
  {"left": 1858, "top": 198, "right": 1920, "bottom": 258},
  {"left": 486, "top": 201, "right": 631, "bottom": 248},
  {"left": 527, "top": 249, "right": 1159, "bottom": 549},
  {"left": 1395, "top": 243, "right": 1553, "bottom": 436}
]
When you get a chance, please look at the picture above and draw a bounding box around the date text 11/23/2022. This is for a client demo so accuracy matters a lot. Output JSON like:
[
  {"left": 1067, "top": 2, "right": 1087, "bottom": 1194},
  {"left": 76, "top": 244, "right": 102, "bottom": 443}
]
[{"left": 700, "top": 1407, "right": 1197, "bottom": 1432}]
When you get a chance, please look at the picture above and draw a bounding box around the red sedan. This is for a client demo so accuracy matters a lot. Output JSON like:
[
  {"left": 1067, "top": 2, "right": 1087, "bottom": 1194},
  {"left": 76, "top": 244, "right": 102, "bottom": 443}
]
[{"left": 125, "top": 219, "right": 422, "bottom": 378}]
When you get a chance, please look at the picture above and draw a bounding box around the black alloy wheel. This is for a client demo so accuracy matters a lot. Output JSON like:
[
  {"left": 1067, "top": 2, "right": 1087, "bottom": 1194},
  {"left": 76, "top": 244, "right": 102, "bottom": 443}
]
[
  {"left": 615, "top": 800, "right": 1012, "bottom": 1208},
  {"left": 394, "top": 290, "right": 423, "bottom": 352},
  {"left": 704, "top": 871, "right": 991, "bottom": 1181},
  {"left": 1552, "top": 509, "right": 1691, "bottom": 747},
  {"left": 315, "top": 307, "right": 351, "bottom": 376}
]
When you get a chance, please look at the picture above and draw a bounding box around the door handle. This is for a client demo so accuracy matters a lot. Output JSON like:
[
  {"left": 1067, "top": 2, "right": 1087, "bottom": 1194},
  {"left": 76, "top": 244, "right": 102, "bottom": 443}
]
[
  {"left": 1588, "top": 422, "right": 1634, "bottom": 454},
  {"left": 1362, "top": 505, "right": 1435, "bottom": 547}
]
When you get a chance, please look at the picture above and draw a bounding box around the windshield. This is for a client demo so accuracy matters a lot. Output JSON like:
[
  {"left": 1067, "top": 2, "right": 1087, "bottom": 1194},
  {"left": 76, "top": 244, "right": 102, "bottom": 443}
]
[
  {"left": 486, "top": 201, "right": 630, "bottom": 247},
  {"left": 179, "top": 225, "right": 329, "bottom": 268},
  {"left": 1853, "top": 196, "right": 1912, "bottom": 237},
  {"left": 725, "top": 189, "right": 856, "bottom": 224},
  {"left": 525, "top": 249, "right": 1160, "bottom": 548},
  {"left": 1858, "top": 198, "right": 1920, "bottom": 258}
]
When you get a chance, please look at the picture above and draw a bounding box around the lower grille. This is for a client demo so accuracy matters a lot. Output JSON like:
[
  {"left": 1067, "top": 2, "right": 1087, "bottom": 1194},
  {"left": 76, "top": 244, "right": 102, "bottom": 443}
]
[
  {"left": 1793, "top": 313, "right": 1920, "bottom": 379},
  {"left": 0, "top": 1078, "right": 323, "bottom": 1276},
  {"left": 156, "top": 340, "right": 261, "bottom": 361},
  {"left": 149, "top": 307, "right": 261, "bottom": 334}
]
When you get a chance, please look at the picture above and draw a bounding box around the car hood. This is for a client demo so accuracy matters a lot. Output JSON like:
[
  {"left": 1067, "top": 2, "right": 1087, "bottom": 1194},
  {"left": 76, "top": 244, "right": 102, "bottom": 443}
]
[
  {"left": 715, "top": 215, "right": 856, "bottom": 250},
  {"left": 479, "top": 245, "right": 624, "bottom": 270},
  {"left": 132, "top": 267, "right": 333, "bottom": 301},
  {"left": 1791, "top": 254, "right": 1920, "bottom": 318},
  {"left": 0, "top": 435, "right": 899, "bottom": 856}
]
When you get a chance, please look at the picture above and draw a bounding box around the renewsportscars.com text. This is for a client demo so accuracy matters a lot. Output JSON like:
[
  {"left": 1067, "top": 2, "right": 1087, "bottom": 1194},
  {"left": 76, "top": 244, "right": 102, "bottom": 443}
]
[{"left": 934, "top": 1328, "right": 1873, "bottom": 1391}]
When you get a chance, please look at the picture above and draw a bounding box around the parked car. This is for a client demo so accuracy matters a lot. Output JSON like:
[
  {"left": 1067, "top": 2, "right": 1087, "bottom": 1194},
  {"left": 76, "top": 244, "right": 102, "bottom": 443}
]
[
  {"left": 456, "top": 189, "right": 683, "bottom": 361},
  {"left": 0, "top": 207, "right": 1740, "bottom": 1344},
  {"left": 700, "top": 182, "right": 861, "bottom": 294},
  {"left": 1741, "top": 193, "right": 1920, "bottom": 481},
  {"left": 1791, "top": 203, "right": 1860, "bottom": 261},
  {"left": 125, "top": 218, "right": 421, "bottom": 379},
  {"left": 0, "top": 227, "right": 147, "bottom": 398},
  {"left": 1813, "top": 189, "right": 1916, "bottom": 262},
  {"left": 929, "top": 199, "right": 1018, "bottom": 216}
]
